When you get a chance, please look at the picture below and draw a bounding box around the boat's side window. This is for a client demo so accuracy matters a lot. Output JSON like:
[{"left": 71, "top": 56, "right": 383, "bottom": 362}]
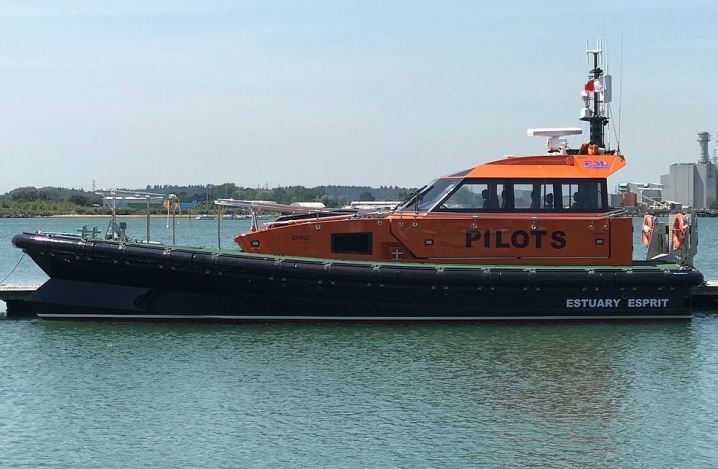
[
  {"left": 545, "top": 185, "right": 558, "bottom": 209},
  {"left": 515, "top": 183, "right": 558, "bottom": 210},
  {"left": 513, "top": 184, "right": 537, "bottom": 209},
  {"left": 488, "top": 184, "right": 504, "bottom": 209},
  {"left": 544, "top": 193, "right": 554, "bottom": 209},
  {"left": 561, "top": 183, "right": 577, "bottom": 209},
  {"left": 582, "top": 182, "right": 602, "bottom": 209},
  {"left": 561, "top": 181, "right": 603, "bottom": 210},
  {"left": 439, "top": 182, "right": 504, "bottom": 210},
  {"left": 551, "top": 184, "right": 563, "bottom": 209},
  {"left": 435, "top": 179, "right": 605, "bottom": 212},
  {"left": 501, "top": 184, "right": 514, "bottom": 209},
  {"left": 441, "top": 184, "right": 484, "bottom": 209}
]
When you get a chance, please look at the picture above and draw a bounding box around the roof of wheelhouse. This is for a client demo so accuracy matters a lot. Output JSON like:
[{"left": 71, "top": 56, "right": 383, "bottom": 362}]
[{"left": 443, "top": 153, "right": 626, "bottom": 179}]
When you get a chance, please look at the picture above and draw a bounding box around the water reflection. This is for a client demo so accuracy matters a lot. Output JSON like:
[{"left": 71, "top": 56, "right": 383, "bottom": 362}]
[{"left": 0, "top": 316, "right": 716, "bottom": 467}]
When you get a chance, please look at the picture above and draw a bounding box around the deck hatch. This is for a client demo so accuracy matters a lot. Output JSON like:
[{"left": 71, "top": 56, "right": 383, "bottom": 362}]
[{"left": 331, "top": 232, "right": 373, "bottom": 255}]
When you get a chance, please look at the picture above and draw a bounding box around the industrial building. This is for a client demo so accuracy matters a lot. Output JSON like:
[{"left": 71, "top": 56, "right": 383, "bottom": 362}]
[
  {"left": 660, "top": 132, "right": 718, "bottom": 209},
  {"left": 616, "top": 182, "right": 663, "bottom": 206}
]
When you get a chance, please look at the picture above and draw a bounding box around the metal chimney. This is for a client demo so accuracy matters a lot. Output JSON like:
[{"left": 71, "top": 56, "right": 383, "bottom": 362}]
[{"left": 698, "top": 132, "right": 710, "bottom": 164}]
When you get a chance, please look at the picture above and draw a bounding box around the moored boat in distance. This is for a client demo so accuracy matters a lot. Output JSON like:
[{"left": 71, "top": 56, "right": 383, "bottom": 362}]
[{"left": 11, "top": 42, "right": 703, "bottom": 321}]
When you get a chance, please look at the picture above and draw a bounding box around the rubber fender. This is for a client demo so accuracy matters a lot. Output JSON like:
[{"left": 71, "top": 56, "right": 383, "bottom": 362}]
[
  {"left": 213, "top": 254, "right": 279, "bottom": 276},
  {"left": 393, "top": 266, "right": 442, "bottom": 286},
  {"left": 323, "top": 263, "right": 377, "bottom": 283}
]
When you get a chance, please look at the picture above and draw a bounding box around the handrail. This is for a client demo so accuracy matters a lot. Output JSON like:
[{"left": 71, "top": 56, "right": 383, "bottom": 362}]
[
  {"left": 215, "top": 199, "right": 334, "bottom": 214},
  {"left": 396, "top": 208, "right": 627, "bottom": 221},
  {"left": 455, "top": 208, "right": 627, "bottom": 221},
  {"left": 95, "top": 190, "right": 179, "bottom": 245},
  {"left": 95, "top": 189, "right": 168, "bottom": 199},
  {"left": 214, "top": 198, "right": 384, "bottom": 215}
]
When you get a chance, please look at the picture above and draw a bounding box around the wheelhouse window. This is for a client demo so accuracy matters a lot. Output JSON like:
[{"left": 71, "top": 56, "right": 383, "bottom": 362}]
[
  {"left": 434, "top": 178, "right": 607, "bottom": 212},
  {"left": 561, "top": 182, "right": 603, "bottom": 210},
  {"left": 438, "top": 182, "right": 505, "bottom": 210},
  {"left": 397, "top": 179, "right": 458, "bottom": 212}
]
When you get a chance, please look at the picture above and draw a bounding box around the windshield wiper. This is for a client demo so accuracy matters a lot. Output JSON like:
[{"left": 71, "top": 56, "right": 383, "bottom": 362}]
[{"left": 398, "top": 185, "right": 427, "bottom": 208}]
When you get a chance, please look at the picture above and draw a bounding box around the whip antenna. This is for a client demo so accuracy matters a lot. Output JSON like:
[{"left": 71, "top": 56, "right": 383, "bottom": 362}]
[{"left": 616, "top": 34, "right": 624, "bottom": 153}]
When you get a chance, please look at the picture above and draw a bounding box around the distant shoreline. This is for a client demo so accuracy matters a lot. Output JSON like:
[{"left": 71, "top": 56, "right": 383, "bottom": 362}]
[
  {"left": 0, "top": 214, "right": 197, "bottom": 219},
  {"left": 49, "top": 214, "right": 173, "bottom": 218}
]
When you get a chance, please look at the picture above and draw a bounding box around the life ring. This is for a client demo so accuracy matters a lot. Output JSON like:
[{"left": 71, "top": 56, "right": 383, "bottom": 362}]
[
  {"left": 672, "top": 213, "right": 686, "bottom": 250},
  {"left": 641, "top": 214, "right": 654, "bottom": 247}
]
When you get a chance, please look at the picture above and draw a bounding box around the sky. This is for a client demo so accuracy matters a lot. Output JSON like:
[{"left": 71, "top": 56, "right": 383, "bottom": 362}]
[{"left": 0, "top": 0, "right": 716, "bottom": 193}]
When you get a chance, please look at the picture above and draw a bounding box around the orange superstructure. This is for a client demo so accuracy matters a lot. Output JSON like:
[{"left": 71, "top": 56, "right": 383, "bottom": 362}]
[
  {"left": 233, "top": 151, "right": 633, "bottom": 266},
  {"left": 449, "top": 153, "right": 626, "bottom": 179}
]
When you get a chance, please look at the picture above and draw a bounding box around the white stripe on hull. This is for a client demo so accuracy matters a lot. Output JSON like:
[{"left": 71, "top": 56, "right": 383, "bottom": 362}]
[{"left": 37, "top": 314, "right": 692, "bottom": 320}]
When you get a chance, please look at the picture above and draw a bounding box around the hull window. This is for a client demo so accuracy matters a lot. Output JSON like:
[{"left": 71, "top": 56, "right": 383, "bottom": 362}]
[{"left": 331, "top": 233, "right": 373, "bottom": 255}]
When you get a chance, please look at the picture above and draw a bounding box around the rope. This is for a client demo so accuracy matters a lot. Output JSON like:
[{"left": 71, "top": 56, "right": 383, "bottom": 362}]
[{"left": 0, "top": 252, "right": 26, "bottom": 284}]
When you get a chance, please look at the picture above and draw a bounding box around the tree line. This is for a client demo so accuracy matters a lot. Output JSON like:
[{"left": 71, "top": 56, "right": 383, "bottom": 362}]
[
  {"left": 0, "top": 184, "right": 415, "bottom": 216},
  {"left": 141, "top": 183, "right": 412, "bottom": 207}
]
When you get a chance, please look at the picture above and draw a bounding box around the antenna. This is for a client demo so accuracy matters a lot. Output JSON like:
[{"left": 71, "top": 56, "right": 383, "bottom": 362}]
[
  {"left": 580, "top": 39, "right": 611, "bottom": 150},
  {"left": 617, "top": 34, "right": 623, "bottom": 153},
  {"left": 585, "top": 40, "right": 590, "bottom": 65}
]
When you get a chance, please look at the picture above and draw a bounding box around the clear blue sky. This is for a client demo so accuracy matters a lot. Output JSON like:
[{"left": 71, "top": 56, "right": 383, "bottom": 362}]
[{"left": 1, "top": 0, "right": 716, "bottom": 193}]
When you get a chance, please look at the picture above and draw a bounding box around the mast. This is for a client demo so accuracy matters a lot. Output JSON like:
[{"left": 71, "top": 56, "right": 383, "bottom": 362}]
[{"left": 580, "top": 39, "right": 612, "bottom": 150}]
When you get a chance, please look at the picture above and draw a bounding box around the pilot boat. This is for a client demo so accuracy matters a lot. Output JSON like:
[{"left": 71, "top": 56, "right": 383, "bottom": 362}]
[{"left": 11, "top": 44, "right": 703, "bottom": 321}]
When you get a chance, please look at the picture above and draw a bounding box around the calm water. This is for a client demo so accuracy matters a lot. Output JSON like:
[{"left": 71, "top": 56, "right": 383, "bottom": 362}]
[{"left": 1, "top": 216, "right": 718, "bottom": 468}]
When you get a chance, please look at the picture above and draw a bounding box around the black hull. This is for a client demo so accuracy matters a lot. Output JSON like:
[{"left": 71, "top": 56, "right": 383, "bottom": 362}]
[{"left": 12, "top": 233, "right": 704, "bottom": 321}]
